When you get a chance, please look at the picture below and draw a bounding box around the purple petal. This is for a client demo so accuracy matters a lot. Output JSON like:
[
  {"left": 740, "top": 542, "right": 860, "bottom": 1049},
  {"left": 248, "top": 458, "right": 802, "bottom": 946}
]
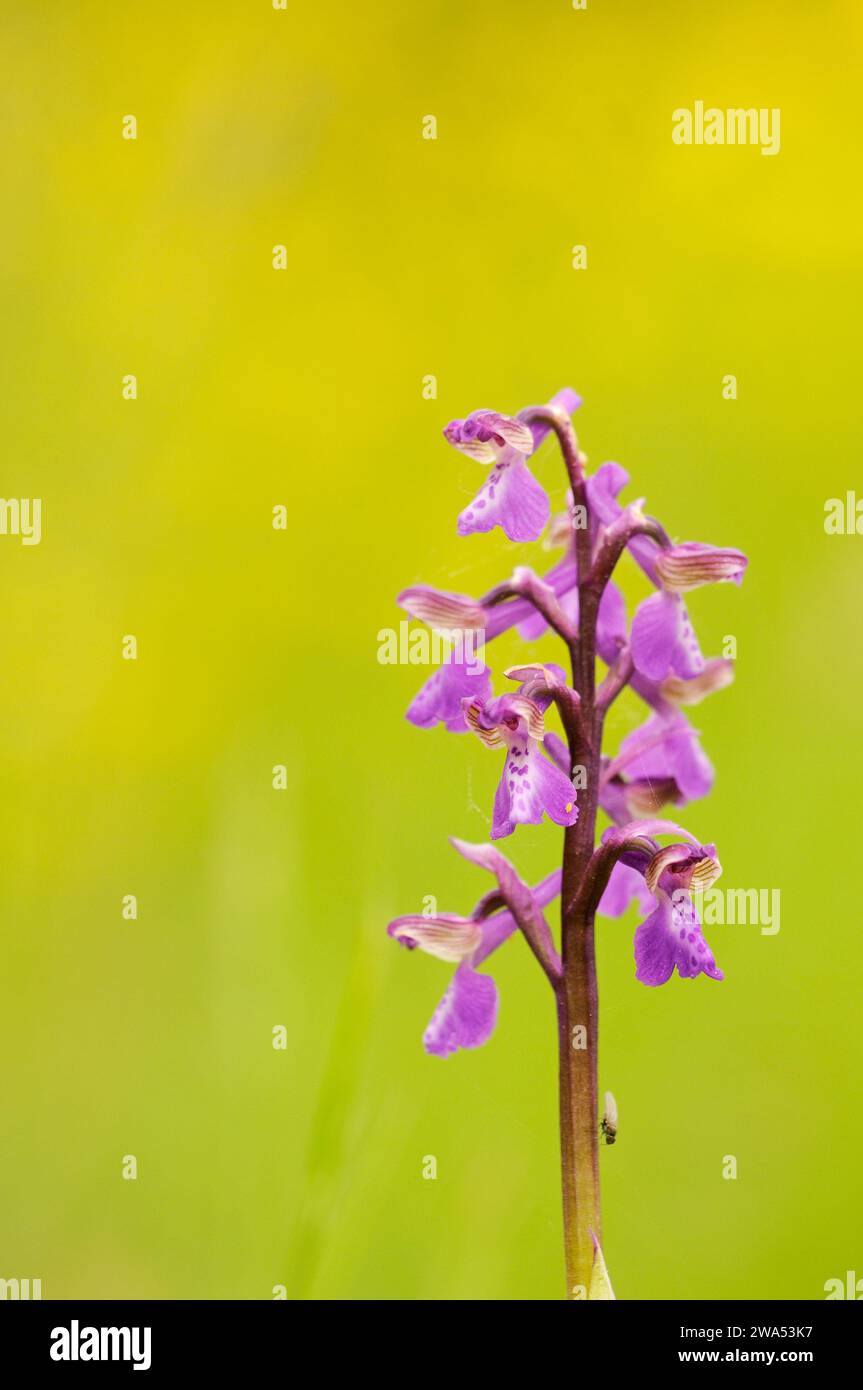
[
  {"left": 616, "top": 712, "right": 713, "bottom": 803},
  {"left": 533, "top": 751, "right": 580, "bottom": 826},
  {"left": 423, "top": 963, "right": 498, "bottom": 1057},
  {"left": 458, "top": 454, "right": 550, "bottom": 543},
  {"left": 631, "top": 592, "right": 705, "bottom": 682},
  {"left": 598, "top": 861, "right": 653, "bottom": 918},
  {"left": 634, "top": 892, "right": 723, "bottom": 987},
  {"left": 406, "top": 660, "right": 492, "bottom": 733}
]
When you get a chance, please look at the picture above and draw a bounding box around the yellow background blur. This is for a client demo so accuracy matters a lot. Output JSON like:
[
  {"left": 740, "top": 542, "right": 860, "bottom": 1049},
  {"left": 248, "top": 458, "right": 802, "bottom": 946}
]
[{"left": 1, "top": 0, "right": 861, "bottom": 1299}]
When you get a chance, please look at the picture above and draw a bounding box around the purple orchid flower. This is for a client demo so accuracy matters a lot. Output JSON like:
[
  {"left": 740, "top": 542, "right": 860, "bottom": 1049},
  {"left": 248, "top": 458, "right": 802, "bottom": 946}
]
[
  {"left": 462, "top": 689, "right": 579, "bottom": 839},
  {"left": 388, "top": 838, "right": 562, "bottom": 1056},
  {"left": 599, "top": 709, "right": 714, "bottom": 820},
  {"left": 595, "top": 823, "right": 723, "bottom": 984},
  {"left": 386, "top": 385, "right": 747, "bottom": 1298},
  {"left": 627, "top": 839, "right": 723, "bottom": 986},
  {"left": 444, "top": 389, "right": 582, "bottom": 543}
]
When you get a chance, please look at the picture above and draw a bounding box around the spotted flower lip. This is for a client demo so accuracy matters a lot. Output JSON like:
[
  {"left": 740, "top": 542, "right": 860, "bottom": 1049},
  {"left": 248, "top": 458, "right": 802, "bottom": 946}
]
[
  {"left": 463, "top": 690, "right": 578, "bottom": 839},
  {"left": 635, "top": 889, "right": 723, "bottom": 986},
  {"left": 457, "top": 452, "right": 550, "bottom": 543},
  {"left": 655, "top": 542, "right": 748, "bottom": 593},
  {"left": 387, "top": 838, "right": 563, "bottom": 1058}
]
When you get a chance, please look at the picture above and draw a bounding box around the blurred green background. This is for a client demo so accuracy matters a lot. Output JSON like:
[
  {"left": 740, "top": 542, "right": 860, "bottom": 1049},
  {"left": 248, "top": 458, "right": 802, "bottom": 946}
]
[{"left": 1, "top": 0, "right": 860, "bottom": 1300}]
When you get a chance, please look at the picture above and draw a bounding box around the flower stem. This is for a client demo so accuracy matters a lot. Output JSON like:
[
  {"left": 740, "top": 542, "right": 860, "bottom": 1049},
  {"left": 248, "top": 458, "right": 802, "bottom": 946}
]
[
  {"left": 556, "top": 896, "right": 601, "bottom": 1297},
  {"left": 538, "top": 408, "right": 611, "bottom": 1298},
  {"left": 556, "top": 661, "right": 603, "bottom": 1297}
]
